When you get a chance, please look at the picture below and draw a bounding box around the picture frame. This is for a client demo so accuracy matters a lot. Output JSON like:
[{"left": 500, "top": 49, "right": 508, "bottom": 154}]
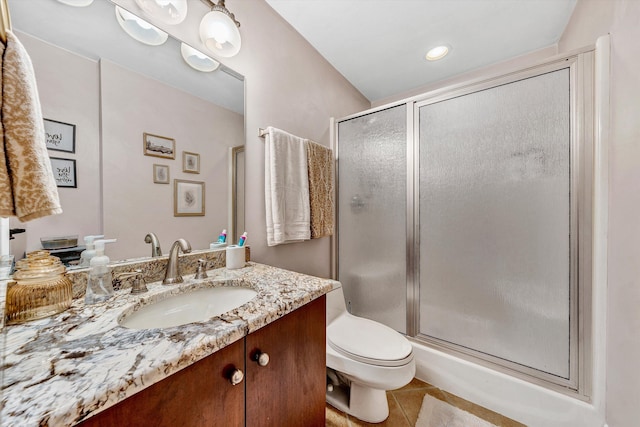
[
  {"left": 153, "top": 164, "right": 170, "bottom": 184},
  {"left": 182, "top": 151, "right": 200, "bottom": 174},
  {"left": 44, "top": 118, "right": 75, "bottom": 153},
  {"left": 174, "top": 179, "right": 205, "bottom": 216},
  {"left": 143, "top": 132, "right": 175, "bottom": 159},
  {"left": 49, "top": 157, "right": 77, "bottom": 188}
]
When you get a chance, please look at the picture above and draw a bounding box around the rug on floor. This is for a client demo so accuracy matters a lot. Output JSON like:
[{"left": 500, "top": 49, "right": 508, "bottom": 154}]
[{"left": 415, "top": 394, "right": 497, "bottom": 427}]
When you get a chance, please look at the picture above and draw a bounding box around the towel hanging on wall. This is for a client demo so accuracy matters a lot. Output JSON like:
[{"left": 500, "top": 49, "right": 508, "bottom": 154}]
[
  {"left": 306, "top": 140, "right": 334, "bottom": 239},
  {"left": 264, "top": 126, "right": 310, "bottom": 246},
  {"left": 0, "top": 31, "right": 62, "bottom": 221}
]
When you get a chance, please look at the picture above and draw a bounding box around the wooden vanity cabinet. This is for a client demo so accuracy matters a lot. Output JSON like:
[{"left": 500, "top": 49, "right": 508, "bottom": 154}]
[
  {"left": 78, "top": 338, "right": 245, "bottom": 427},
  {"left": 246, "top": 295, "right": 326, "bottom": 427},
  {"left": 78, "top": 296, "right": 326, "bottom": 427}
]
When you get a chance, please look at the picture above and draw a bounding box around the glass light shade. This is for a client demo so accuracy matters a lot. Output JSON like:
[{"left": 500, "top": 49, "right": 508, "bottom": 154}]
[
  {"left": 199, "top": 11, "right": 241, "bottom": 58},
  {"left": 181, "top": 43, "right": 220, "bottom": 72},
  {"left": 115, "top": 6, "right": 168, "bottom": 46},
  {"left": 134, "top": 0, "right": 188, "bottom": 25},
  {"left": 425, "top": 45, "right": 450, "bottom": 61},
  {"left": 56, "top": 0, "right": 94, "bottom": 6}
]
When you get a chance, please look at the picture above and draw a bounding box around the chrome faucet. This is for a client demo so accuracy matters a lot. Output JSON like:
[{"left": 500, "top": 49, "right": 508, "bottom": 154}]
[
  {"left": 144, "top": 232, "right": 162, "bottom": 257},
  {"left": 163, "top": 238, "right": 192, "bottom": 285}
]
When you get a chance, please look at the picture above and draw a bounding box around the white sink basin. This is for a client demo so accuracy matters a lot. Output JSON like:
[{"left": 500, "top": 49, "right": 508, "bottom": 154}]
[{"left": 119, "top": 286, "right": 257, "bottom": 329}]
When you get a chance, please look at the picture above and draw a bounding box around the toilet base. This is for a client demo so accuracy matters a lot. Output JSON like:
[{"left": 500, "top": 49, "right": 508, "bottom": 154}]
[{"left": 326, "top": 379, "right": 390, "bottom": 423}]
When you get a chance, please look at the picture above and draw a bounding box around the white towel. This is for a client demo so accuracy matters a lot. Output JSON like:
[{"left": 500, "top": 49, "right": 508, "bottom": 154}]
[{"left": 265, "top": 127, "right": 310, "bottom": 246}]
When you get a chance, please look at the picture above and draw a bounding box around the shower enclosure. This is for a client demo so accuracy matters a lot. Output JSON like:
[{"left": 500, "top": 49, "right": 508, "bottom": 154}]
[{"left": 335, "top": 53, "right": 594, "bottom": 395}]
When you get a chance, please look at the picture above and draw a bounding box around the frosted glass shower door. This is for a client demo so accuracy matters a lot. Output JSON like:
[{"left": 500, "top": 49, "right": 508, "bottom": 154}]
[
  {"left": 337, "top": 105, "right": 407, "bottom": 333},
  {"left": 418, "top": 69, "right": 572, "bottom": 379}
]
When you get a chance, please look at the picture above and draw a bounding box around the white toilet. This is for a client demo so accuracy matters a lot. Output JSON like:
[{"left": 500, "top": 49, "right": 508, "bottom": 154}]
[{"left": 325, "top": 282, "right": 415, "bottom": 423}]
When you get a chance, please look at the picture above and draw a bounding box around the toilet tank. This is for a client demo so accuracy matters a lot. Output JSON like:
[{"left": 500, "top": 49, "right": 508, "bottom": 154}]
[{"left": 326, "top": 282, "right": 347, "bottom": 325}]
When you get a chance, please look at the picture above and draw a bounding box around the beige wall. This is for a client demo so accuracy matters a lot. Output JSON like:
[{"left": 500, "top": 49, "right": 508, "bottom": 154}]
[
  {"left": 225, "top": 0, "right": 370, "bottom": 278},
  {"left": 100, "top": 60, "right": 243, "bottom": 259},
  {"left": 560, "top": 1, "right": 640, "bottom": 426},
  {"left": 11, "top": 32, "right": 101, "bottom": 255},
  {"left": 113, "top": 0, "right": 371, "bottom": 278}
]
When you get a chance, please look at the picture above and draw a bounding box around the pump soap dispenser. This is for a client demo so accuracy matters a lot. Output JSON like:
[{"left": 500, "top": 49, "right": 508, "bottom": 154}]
[
  {"left": 85, "top": 239, "right": 117, "bottom": 305},
  {"left": 79, "top": 235, "right": 104, "bottom": 267}
]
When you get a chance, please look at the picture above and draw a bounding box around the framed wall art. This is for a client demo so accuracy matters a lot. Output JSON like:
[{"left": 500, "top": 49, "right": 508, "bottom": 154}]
[
  {"left": 49, "top": 157, "right": 77, "bottom": 188},
  {"left": 143, "top": 132, "right": 175, "bottom": 159},
  {"left": 182, "top": 151, "right": 200, "bottom": 174},
  {"left": 44, "top": 119, "right": 75, "bottom": 153},
  {"left": 174, "top": 179, "right": 205, "bottom": 216},
  {"left": 153, "top": 164, "right": 170, "bottom": 184}
]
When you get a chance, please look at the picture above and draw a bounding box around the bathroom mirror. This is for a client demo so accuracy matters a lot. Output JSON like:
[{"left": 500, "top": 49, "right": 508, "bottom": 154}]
[{"left": 7, "top": 0, "right": 245, "bottom": 262}]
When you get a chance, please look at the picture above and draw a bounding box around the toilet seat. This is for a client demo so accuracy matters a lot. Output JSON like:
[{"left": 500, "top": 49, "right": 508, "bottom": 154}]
[{"left": 327, "top": 313, "right": 413, "bottom": 367}]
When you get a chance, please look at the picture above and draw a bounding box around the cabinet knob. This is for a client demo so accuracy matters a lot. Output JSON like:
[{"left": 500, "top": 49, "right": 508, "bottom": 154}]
[
  {"left": 229, "top": 368, "right": 244, "bottom": 385},
  {"left": 253, "top": 350, "right": 270, "bottom": 367}
]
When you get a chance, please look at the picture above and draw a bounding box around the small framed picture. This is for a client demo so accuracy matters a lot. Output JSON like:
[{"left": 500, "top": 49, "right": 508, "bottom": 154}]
[
  {"left": 153, "top": 164, "right": 170, "bottom": 184},
  {"left": 182, "top": 151, "right": 200, "bottom": 174},
  {"left": 49, "top": 157, "right": 77, "bottom": 188},
  {"left": 44, "top": 118, "right": 75, "bottom": 153},
  {"left": 143, "top": 132, "right": 175, "bottom": 159},
  {"left": 174, "top": 179, "right": 205, "bottom": 216}
]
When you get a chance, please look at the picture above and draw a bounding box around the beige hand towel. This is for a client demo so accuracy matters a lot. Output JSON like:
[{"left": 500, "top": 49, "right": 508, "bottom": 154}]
[
  {"left": 0, "top": 31, "right": 62, "bottom": 221},
  {"left": 264, "top": 127, "right": 310, "bottom": 246},
  {"left": 306, "top": 140, "right": 334, "bottom": 239}
]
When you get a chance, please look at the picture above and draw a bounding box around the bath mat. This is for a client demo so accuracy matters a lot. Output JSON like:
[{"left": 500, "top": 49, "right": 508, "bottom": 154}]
[{"left": 415, "top": 394, "right": 497, "bottom": 427}]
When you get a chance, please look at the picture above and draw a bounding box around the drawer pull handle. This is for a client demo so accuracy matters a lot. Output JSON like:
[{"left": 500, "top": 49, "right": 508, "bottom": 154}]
[
  {"left": 253, "top": 351, "right": 270, "bottom": 367},
  {"left": 229, "top": 368, "right": 244, "bottom": 385}
]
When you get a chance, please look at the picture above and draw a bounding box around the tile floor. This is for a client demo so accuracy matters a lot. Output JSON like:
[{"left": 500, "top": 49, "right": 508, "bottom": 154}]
[{"left": 325, "top": 378, "right": 526, "bottom": 427}]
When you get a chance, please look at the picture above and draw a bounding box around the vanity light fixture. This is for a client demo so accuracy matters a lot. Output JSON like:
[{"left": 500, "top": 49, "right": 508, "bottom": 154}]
[
  {"left": 56, "top": 0, "right": 94, "bottom": 6},
  {"left": 425, "top": 45, "right": 450, "bottom": 61},
  {"left": 199, "top": 0, "right": 241, "bottom": 58},
  {"left": 115, "top": 5, "right": 168, "bottom": 46},
  {"left": 134, "top": 0, "right": 188, "bottom": 25},
  {"left": 180, "top": 43, "right": 220, "bottom": 72}
]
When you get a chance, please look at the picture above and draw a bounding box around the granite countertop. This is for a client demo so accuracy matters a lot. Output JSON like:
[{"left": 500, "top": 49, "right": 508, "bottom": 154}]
[{"left": 0, "top": 262, "right": 336, "bottom": 426}]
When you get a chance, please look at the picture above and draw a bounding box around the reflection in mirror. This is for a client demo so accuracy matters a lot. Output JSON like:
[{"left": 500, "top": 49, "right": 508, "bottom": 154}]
[
  {"left": 7, "top": 0, "right": 245, "bottom": 264},
  {"left": 228, "top": 146, "right": 245, "bottom": 245}
]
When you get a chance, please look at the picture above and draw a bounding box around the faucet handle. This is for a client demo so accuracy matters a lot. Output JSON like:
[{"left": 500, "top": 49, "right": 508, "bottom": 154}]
[
  {"left": 195, "top": 259, "right": 209, "bottom": 280},
  {"left": 113, "top": 270, "right": 148, "bottom": 294}
]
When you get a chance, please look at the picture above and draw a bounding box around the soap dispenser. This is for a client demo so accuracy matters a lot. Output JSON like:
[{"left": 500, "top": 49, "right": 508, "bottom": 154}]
[
  {"left": 79, "top": 235, "right": 104, "bottom": 267},
  {"left": 85, "top": 239, "right": 117, "bottom": 305}
]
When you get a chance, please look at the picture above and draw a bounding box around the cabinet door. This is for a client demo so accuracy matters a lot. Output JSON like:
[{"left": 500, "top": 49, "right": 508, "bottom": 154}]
[
  {"left": 245, "top": 296, "right": 326, "bottom": 427},
  {"left": 78, "top": 338, "right": 245, "bottom": 427}
]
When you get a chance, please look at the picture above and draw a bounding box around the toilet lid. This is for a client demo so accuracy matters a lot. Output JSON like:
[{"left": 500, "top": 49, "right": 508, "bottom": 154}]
[{"left": 327, "top": 314, "right": 413, "bottom": 367}]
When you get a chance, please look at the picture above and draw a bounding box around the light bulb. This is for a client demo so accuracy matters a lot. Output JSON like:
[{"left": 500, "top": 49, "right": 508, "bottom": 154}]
[
  {"left": 56, "top": 0, "right": 94, "bottom": 6},
  {"left": 181, "top": 43, "right": 220, "bottom": 72},
  {"left": 199, "top": 10, "right": 241, "bottom": 58},
  {"left": 134, "top": 0, "right": 188, "bottom": 25},
  {"left": 115, "top": 6, "right": 168, "bottom": 46}
]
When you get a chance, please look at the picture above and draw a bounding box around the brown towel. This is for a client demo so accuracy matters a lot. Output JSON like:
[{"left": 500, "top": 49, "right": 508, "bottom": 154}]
[
  {"left": 306, "top": 140, "right": 334, "bottom": 239},
  {"left": 0, "top": 31, "right": 62, "bottom": 221}
]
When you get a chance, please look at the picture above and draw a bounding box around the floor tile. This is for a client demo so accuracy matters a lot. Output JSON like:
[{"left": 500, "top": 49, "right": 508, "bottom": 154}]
[
  {"left": 325, "top": 404, "right": 350, "bottom": 427},
  {"left": 438, "top": 389, "right": 526, "bottom": 427},
  {"left": 325, "top": 376, "right": 525, "bottom": 427},
  {"left": 395, "top": 377, "right": 434, "bottom": 391},
  {"left": 346, "top": 392, "right": 410, "bottom": 427}
]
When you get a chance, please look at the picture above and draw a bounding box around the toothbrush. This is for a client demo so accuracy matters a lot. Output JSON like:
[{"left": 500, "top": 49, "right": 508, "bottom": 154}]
[
  {"left": 217, "top": 229, "right": 227, "bottom": 243},
  {"left": 237, "top": 232, "right": 247, "bottom": 247}
]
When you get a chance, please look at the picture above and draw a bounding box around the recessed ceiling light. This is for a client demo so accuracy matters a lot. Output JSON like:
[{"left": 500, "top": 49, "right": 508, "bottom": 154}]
[{"left": 425, "top": 45, "right": 449, "bottom": 61}]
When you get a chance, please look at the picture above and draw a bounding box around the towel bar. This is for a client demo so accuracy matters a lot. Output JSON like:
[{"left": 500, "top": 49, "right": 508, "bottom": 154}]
[{"left": 258, "top": 128, "right": 267, "bottom": 138}]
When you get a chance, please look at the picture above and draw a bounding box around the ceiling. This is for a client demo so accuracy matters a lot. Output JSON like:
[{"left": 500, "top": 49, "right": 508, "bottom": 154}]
[{"left": 265, "top": 0, "right": 577, "bottom": 103}]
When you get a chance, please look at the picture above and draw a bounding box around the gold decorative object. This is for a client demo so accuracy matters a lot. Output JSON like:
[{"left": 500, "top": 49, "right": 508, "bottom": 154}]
[{"left": 5, "top": 250, "right": 73, "bottom": 325}]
